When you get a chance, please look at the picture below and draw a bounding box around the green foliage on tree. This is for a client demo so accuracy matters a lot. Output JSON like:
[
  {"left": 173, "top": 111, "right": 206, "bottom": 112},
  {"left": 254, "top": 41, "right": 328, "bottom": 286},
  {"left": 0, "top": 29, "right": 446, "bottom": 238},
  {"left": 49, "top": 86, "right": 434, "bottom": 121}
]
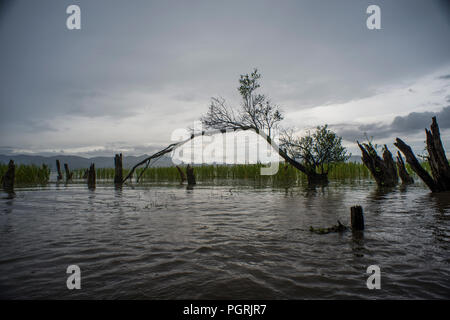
[
  {"left": 281, "top": 125, "right": 350, "bottom": 174},
  {"left": 202, "top": 68, "right": 283, "bottom": 138}
]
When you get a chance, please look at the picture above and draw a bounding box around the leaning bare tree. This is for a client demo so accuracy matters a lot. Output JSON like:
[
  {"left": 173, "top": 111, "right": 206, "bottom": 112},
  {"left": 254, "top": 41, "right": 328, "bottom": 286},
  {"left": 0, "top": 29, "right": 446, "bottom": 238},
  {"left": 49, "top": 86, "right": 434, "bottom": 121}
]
[
  {"left": 201, "top": 68, "right": 283, "bottom": 139},
  {"left": 201, "top": 68, "right": 335, "bottom": 184},
  {"left": 125, "top": 69, "right": 346, "bottom": 185},
  {"left": 395, "top": 116, "right": 450, "bottom": 192}
]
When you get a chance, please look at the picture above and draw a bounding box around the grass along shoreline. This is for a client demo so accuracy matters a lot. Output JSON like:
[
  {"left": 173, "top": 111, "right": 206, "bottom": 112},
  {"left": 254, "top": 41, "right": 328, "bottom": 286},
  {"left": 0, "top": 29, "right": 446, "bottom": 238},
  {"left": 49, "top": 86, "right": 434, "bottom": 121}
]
[{"left": 1, "top": 161, "right": 434, "bottom": 186}]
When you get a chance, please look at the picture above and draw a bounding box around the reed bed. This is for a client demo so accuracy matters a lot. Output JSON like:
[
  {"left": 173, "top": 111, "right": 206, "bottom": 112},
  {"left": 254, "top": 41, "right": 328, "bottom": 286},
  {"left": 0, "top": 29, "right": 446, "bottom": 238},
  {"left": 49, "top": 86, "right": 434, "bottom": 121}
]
[
  {"left": 0, "top": 163, "right": 50, "bottom": 185},
  {"left": 9, "top": 161, "right": 433, "bottom": 186},
  {"left": 103, "top": 162, "right": 374, "bottom": 184}
]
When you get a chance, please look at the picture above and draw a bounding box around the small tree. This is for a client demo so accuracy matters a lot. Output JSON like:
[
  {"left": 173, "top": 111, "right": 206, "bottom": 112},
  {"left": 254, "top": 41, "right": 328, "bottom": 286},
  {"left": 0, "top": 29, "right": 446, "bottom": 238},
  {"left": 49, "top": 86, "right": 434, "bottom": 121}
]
[
  {"left": 281, "top": 125, "right": 350, "bottom": 174},
  {"left": 201, "top": 68, "right": 283, "bottom": 139}
]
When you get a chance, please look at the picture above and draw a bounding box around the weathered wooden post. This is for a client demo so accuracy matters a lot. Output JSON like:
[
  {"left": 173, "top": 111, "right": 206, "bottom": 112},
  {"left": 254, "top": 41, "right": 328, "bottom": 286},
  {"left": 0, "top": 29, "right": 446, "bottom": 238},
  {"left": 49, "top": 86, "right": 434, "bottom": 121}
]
[
  {"left": 56, "top": 160, "right": 63, "bottom": 181},
  {"left": 395, "top": 117, "right": 450, "bottom": 192},
  {"left": 176, "top": 165, "right": 186, "bottom": 184},
  {"left": 2, "top": 160, "right": 15, "bottom": 192},
  {"left": 357, "top": 142, "right": 398, "bottom": 187},
  {"left": 396, "top": 152, "right": 414, "bottom": 185},
  {"left": 186, "top": 164, "right": 196, "bottom": 186},
  {"left": 64, "top": 163, "right": 73, "bottom": 181},
  {"left": 351, "top": 205, "right": 364, "bottom": 231},
  {"left": 114, "top": 153, "right": 123, "bottom": 185},
  {"left": 87, "top": 163, "right": 96, "bottom": 189}
]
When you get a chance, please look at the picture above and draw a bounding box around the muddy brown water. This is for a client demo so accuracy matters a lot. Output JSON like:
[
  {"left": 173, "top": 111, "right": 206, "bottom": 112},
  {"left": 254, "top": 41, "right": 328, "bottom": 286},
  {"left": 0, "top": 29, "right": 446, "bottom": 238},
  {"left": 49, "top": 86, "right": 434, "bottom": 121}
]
[{"left": 0, "top": 180, "right": 449, "bottom": 299}]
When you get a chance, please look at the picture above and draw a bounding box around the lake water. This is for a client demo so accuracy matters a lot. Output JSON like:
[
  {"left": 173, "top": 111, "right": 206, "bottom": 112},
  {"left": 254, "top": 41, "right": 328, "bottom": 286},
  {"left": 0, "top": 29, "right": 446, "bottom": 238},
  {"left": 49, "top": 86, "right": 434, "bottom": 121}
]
[{"left": 0, "top": 180, "right": 449, "bottom": 299}]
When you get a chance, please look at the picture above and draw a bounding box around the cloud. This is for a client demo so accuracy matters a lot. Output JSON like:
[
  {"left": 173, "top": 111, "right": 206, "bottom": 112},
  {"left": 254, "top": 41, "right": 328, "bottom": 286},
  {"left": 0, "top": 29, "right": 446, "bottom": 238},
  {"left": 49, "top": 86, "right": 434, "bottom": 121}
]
[
  {"left": 332, "top": 106, "right": 450, "bottom": 142},
  {"left": 1, "top": 0, "right": 450, "bottom": 157}
]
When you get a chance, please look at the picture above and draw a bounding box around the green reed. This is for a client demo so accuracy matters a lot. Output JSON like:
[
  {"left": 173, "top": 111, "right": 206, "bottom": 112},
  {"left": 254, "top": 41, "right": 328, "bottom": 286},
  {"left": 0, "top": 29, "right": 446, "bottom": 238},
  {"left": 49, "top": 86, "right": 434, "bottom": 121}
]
[
  {"left": 0, "top": 163, "right": 50, "bottom": 185},
  {"left": 130, "top": 162, "right": 372, "bottom": 184},
  {"left": 68, "top": 160, "right": 441, "bottom": 185}
]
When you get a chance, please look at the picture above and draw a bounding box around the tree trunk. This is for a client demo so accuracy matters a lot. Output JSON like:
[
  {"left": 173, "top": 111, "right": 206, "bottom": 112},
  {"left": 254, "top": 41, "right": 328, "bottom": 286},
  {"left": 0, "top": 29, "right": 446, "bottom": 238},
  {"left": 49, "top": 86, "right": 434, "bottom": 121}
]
[
  {"left": 396, "top": 152, "right": 414, "bottom": 185},
  {"left": 87, "top": 163, "right": 96, "bottom": 189},
  {"left": 114, "top": 153, "right": 123, "bottom": 185},
  {"left": 258, "top": 129, "right": 328, "bottom": 185},
  {"left": 64, "top": 163, "right": 73, "bottom": 181},
  {"left": 357, "top": 142, "right": 398, "bottom": 187},
  {"left": 186, "top": 164, "right": 196, "bottom": 186},
  {"left": 176, "top": 165, "right": 186, "bottom": 183},
  {"left": 2, "top": 160, "right": 15, "bottom": 192},
  {"left": 395, "top": 117, "right": 450, "bottom": 192},
  {"left": 56, "top": 160, "right": 63, "bottom": 181},
  {"left": 124, "top": 126, "right": 329, "bottom": 185}
]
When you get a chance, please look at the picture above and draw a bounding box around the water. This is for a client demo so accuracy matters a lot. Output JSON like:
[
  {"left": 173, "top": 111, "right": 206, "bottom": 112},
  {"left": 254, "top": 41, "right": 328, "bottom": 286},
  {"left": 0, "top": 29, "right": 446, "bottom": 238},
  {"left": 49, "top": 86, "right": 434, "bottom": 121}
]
[{"left": 0, "top": 180, "right": 449, "bottom": 299}]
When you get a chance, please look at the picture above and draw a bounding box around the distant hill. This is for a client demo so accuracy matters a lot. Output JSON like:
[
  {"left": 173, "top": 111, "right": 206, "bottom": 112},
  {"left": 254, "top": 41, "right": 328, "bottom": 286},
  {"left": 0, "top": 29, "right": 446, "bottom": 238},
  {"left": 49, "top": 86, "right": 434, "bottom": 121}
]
[{"left": 0, "top": 154, "right": 175, "bottom": 171}]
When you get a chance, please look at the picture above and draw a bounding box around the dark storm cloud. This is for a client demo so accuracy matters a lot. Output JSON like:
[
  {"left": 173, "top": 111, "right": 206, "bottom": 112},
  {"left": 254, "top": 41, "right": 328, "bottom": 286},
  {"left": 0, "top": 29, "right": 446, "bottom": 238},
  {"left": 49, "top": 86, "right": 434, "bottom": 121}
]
[
  {"left": 334, "top": 106, "right": 450, "bottom": 142},
  {"left": 1, "top": 0, "right": 450, "bottom": 155}
]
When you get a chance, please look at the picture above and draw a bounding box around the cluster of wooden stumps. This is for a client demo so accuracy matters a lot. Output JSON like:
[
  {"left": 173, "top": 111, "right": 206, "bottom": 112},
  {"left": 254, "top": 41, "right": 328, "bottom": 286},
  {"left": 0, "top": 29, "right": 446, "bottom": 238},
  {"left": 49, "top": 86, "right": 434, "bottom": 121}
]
[
  {"left": 358, "top": 117, "right": 450, "bottom": 193},
  {"left": 52, "top": 153, "right": 197, "bottom": 190}
]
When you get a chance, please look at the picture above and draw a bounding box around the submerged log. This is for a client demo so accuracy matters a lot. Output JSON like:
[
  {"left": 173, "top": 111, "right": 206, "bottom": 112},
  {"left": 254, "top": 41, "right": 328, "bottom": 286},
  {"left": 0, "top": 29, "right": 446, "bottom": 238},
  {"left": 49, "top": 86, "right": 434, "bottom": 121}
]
[
  {"left": 87, "top": 163, "right": 96, "bottom": 189},
  {"left": 396, "top": 152, "right": 414, "bottom": 185},
  {"left": 64, "top": 163, "right": 73, "bottom": 181},
  {"left": 350, "top": 205, "right": 364, "bottom": 231},
  {"left": 310, "top": 221, "right": 348, "bottom": 234},
  {"left": 186, "top": 164, "right": 196, "bottom": 186},
  {"left": 56, "top": 160, "right": 63, "bottom": 181},
  {"left": 1, "top": 160, "right": 15, "bottom": 192},
  {"left": 395, "top": 117, "right": 450, "bottom": 193},
  {"left": 176, "top": 165, "right": 186, "bottom": 183},
  {"left": 357, "top": 142, "right": 398, "bottom": 187},
  {"left": 114, "top": 153, "right": 123, "bottom": 185}
]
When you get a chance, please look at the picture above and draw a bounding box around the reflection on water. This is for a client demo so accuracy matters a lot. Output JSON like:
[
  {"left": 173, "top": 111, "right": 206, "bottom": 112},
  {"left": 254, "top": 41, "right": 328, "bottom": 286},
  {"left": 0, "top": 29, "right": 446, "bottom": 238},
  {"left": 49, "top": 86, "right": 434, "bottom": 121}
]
[{"left": 0, "top": 180, "right": 449, "bottom": 299}]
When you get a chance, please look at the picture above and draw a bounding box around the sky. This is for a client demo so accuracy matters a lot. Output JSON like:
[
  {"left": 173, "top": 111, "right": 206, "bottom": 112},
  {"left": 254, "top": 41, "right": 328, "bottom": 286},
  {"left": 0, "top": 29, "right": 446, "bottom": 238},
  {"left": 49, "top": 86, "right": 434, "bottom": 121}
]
[{"left": 1, "top": 0, "right": 449, "bottom": 162}]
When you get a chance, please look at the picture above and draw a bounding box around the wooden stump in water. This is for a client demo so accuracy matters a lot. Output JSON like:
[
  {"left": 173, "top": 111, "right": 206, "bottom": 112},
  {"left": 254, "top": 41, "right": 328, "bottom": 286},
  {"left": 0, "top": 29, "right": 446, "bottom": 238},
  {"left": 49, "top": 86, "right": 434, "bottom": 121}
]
[
  {"left": 357, "top": 142, "right": 398, "bottom": 187},
  {"left": 64, "top": 163, "right": 73, "bottom": 181},
  {"left": 186, "top": 164, "right": 196, "bottom": 186},
  {"left": 114, "top": 153, "right": 123, "bottom": 185},
  {"left": 87, "top": 163, "right": 96, "bottom": 189},
  {"left": 2, "top": 160, "right": 15, "bottom": 192},
  {"left": 176, "top": 165, "right": 186, "bottom": 184},
  {"left": 396, "top": 152, "right": 414, "bottom": 185},
  {"left": 56, "top": 160, "right": 63, "bottom": 181},
  {"left": 351, "top": 206, "right": 364, "bottom": 231}
]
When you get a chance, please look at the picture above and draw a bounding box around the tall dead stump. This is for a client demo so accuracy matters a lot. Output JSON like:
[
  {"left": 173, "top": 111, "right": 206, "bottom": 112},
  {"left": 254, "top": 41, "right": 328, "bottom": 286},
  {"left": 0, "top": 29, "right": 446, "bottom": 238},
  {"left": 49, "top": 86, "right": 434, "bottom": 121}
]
[
  {"left": 176, "top": 165, "right": 186, "bottom": 184},
  {"left": 2, "top": 160, "right": 15, "bottom": 193},
  {"left": 186, "top": 164, "right": 196, "bottom": 186},
  {"left": 396, "top": 152, "right": 414, "bottom": 185},
  {"left": 64, "top": 163, "right": 73, "bottom": 181},
  {"left": 56, "top": 160, "right": 63, "bottom": 181},
  {"left": 87, "top": 163, "right": 96, "bottom": 189},
  {"left": 114, "top": 153, "right": 123, "bottom": 185},
  {"left": 357, "top": 142, "right": 398, "bottom": 187},
  {"left": 395, "top": 117, "right": 450, "bottom": 193}
]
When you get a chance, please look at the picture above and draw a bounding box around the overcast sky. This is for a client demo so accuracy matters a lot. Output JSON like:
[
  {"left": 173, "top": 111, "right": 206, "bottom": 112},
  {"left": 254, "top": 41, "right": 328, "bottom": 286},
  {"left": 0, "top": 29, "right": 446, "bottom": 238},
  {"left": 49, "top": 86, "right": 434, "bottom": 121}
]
[{"left": 1, "top": 0, "right": 449, "bottom": 160}]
